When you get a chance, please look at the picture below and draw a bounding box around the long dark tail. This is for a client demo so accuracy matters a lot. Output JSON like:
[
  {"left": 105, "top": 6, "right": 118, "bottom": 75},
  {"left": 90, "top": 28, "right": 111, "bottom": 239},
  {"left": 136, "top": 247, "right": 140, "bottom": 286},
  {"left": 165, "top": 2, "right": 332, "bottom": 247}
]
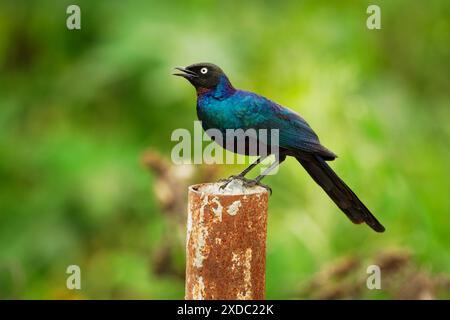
[{"left": 296, "top": 155, "right": 385, "bottom": 233}]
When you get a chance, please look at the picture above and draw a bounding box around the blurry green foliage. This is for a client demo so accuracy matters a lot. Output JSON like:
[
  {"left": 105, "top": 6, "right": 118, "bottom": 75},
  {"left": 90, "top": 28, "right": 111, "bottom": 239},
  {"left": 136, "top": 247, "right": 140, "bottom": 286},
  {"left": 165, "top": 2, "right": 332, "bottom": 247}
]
[{"left": 0, "top": 0, "right": 449, "bottom": 299}]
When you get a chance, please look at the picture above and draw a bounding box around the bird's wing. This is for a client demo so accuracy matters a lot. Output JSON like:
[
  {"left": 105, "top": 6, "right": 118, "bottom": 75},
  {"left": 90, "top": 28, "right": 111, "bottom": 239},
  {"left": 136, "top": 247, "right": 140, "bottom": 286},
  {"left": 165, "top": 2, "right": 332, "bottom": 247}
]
[{"left": 236, "top": 92, "right": 336, "bottom": 159}]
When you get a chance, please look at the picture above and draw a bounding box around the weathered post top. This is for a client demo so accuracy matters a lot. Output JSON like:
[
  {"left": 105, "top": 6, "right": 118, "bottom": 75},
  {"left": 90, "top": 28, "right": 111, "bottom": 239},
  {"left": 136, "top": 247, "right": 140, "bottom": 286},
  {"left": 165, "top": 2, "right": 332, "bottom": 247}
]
[{"left": 185, "top": 180, "right": 269, "bottom": 300}]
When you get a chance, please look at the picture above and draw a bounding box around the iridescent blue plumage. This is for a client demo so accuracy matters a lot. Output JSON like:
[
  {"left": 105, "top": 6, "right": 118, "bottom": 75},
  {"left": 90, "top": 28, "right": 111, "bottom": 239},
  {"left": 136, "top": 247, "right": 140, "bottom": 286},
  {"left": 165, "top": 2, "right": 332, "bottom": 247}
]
[
  {"left": 174, "top": 62, "right": 385, "bottom": 232},
  {"left": 197, "top": 74, "right": 336, "bottom": 159}
]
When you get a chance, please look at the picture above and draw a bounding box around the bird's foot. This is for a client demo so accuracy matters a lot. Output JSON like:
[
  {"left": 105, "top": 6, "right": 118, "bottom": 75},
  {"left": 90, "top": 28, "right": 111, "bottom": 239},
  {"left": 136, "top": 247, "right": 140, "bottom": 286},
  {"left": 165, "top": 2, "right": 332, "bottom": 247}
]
[
  {"left": 219, "top": 175, "right": 249, "bottom": 190},
  {"left": 242, "top": 179, "right": 272, "bottom": 195}
]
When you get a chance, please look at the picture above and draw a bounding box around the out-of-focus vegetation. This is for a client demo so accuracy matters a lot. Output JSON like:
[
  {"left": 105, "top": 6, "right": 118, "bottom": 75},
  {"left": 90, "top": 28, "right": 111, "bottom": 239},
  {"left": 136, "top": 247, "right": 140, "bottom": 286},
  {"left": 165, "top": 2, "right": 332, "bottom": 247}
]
[{"left": 0, "top": 0, "right": 449, "bottom": 299}]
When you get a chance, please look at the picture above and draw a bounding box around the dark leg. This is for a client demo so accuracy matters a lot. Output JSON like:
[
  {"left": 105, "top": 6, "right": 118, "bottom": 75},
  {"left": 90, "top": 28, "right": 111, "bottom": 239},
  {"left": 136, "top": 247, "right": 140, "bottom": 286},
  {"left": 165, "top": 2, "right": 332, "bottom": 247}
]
[
  {"left": 219, "top": 155, "right": 269, "bottom": 189},
  {"left": 243, "top": 154, "right": 287, "bottom": 194},
  {"left": 236, "top": 155, "right": 269, "bottom": 177},
  {"left": 254, "top": 154, "right": 286, "bottom": 182}
]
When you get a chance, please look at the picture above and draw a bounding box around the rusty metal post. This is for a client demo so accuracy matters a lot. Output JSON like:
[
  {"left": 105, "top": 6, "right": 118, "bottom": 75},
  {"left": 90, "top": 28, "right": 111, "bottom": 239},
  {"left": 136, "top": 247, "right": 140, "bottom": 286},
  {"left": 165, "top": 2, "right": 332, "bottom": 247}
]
[{"left": 185, "top": 182, "right": 269, "bottom": 300}]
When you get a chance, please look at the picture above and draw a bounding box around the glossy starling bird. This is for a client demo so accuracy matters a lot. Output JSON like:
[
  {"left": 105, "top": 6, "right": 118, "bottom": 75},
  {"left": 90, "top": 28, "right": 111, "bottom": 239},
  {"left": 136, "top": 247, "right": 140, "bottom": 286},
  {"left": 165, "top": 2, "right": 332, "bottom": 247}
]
[{"left": 174, "top": 63, "right": 385, "bottom": 232}]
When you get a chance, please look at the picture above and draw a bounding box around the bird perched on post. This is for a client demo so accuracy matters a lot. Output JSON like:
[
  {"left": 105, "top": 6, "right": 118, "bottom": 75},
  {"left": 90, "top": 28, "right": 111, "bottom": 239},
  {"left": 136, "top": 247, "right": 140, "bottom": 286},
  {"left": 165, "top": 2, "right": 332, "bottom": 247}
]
[{"left": 174, "top": 62, "right": 385, "bottom": 232}]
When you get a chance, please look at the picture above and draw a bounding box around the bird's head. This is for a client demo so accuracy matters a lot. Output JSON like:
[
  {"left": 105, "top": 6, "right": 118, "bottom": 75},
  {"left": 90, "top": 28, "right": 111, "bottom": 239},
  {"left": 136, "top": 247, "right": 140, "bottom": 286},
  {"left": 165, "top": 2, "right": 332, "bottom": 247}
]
[{"left": 173, "top": 63, "right": 234, "bottom": 95}]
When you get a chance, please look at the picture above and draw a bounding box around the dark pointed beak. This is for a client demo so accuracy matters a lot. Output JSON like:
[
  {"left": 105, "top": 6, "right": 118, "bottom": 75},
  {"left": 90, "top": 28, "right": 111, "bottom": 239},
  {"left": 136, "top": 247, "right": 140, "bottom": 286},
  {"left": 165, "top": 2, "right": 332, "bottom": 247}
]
[{"left": 173, "top": 66, "right": 198, "bottom": 79}]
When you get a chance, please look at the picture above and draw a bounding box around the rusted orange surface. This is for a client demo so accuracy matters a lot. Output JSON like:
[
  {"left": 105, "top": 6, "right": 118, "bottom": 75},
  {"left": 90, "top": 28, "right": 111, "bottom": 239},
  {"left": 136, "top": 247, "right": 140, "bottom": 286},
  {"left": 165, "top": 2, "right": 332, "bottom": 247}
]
[{"left": 185, "top": 183, "right": 268, "bottom": 300}]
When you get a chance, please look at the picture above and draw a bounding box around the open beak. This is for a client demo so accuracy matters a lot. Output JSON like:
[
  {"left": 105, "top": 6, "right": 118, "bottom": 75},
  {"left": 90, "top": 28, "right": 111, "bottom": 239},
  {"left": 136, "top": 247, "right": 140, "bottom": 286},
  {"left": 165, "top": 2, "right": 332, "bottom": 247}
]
[{"left": 173, "top": 66, "right": 198, "bottom": 79}]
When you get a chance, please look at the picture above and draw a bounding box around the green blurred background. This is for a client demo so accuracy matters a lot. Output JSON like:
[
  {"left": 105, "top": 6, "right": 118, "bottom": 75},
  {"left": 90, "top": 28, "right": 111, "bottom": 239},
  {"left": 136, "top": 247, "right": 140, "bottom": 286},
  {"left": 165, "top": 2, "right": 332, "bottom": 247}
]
[{"left": 0, "top": 0, "right": 449, "bottom": 299}]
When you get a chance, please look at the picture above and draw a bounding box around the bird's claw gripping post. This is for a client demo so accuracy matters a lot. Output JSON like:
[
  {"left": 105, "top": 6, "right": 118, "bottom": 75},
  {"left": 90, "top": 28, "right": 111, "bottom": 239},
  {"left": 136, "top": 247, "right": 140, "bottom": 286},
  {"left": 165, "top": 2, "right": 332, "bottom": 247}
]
[
  {"left": 219, "top": 175, "right": 247, "bottom": 190},
  {"left": 219, "top": 175, "right": 273, "bottom": 195},
  {"left": 243, "top": 179, "right": 272, "bottom": 195}
]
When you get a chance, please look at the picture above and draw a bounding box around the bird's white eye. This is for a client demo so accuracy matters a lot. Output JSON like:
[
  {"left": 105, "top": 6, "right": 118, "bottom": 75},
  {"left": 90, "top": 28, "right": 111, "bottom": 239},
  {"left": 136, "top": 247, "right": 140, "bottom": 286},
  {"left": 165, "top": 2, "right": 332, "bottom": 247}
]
[{"left": 200, "top": 67, "right": 208, "bottom": 74}]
